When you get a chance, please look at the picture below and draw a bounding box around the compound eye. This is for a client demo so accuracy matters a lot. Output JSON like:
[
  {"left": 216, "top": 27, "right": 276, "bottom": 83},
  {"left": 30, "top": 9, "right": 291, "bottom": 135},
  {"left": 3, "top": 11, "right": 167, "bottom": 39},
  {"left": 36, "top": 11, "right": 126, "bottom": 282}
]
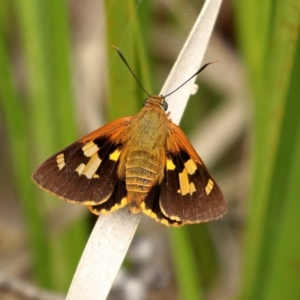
[{"left": 162, "top": 100, "right": 168, "bottom": 111}]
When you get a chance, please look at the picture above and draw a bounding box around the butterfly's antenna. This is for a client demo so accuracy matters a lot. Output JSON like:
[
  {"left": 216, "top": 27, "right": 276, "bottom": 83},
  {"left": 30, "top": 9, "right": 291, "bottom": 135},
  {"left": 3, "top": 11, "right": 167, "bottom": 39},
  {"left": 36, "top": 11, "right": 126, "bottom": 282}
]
[
  {"left": 164, "top": 61, "right": 217, "bottom": 98},
  {"left": 112, "top": 45, "right": 150, "bottom": 97}
]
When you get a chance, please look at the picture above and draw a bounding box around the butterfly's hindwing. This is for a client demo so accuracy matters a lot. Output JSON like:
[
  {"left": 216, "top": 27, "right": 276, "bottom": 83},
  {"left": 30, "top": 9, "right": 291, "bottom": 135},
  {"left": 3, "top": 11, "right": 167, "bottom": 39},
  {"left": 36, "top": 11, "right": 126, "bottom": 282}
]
[
  {"left": 142, "top": 185, "right": 183, "bottom": 226},
  {"left": 88, "top": 178, "right": 128, "bottom": 214}
]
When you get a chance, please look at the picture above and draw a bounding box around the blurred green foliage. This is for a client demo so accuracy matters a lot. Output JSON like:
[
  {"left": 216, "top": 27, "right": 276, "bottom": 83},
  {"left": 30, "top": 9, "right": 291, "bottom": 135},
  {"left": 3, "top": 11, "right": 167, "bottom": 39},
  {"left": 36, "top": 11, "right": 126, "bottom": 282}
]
[{"left": 234, "top": 0, "right": 300, "bottom": 299}]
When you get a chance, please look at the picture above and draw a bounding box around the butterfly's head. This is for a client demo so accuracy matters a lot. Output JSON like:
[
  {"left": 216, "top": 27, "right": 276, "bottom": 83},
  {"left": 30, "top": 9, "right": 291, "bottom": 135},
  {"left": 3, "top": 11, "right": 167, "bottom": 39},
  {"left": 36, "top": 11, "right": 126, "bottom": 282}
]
[{"left": 143, "top": 95, "right": 168, "bottom": 111}]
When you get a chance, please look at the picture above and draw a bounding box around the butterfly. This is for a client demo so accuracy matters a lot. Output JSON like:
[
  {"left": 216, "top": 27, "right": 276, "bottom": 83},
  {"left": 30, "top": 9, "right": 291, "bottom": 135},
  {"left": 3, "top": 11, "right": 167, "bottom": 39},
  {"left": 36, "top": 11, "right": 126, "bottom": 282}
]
[
  {"left": 32, "top": 48, "right": 226, "bottom": 227},
  {"left": 32, "top": 92, "right": 226, "bottom": 226}
]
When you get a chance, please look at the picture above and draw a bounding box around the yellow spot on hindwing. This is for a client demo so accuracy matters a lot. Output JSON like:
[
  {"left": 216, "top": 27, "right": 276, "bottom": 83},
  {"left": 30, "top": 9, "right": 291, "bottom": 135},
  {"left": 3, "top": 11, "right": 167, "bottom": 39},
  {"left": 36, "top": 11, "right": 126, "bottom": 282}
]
[
  {"left": 56, "top": 153, "right": 65, "bottom": 170},
  {"left": 166, "top": 159, "right": 176, "bottom": 170},
  {"left": 100, "top": 197, "right": 127, "bottom": 214},
  {"left": 88, "top": 197, "right": 128, "bottom": 215},
  {"left": 82, "top": 141, "right": 99, "bottom": 157},
  {"left": 140, "top": 202, "right": 170, "bottom": 226},
  {"left": 109, "top": 149, "right": 121, "bottom": 161},
  {"left": 140, "top": 202, "right": 156, "bottom": 218},
  {"left": 205, "top": 179, "right": 214, "bottom": 195},
  {"left": 75, "top": 153, "right": 101, "bottom": 179}
]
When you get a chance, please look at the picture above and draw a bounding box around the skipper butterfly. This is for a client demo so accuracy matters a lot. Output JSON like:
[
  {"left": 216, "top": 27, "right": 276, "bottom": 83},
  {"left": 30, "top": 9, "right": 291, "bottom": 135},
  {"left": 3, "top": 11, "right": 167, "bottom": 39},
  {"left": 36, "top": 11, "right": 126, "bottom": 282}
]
[{"left": 32, "top": 50, "right": 226, "bottom": 227}]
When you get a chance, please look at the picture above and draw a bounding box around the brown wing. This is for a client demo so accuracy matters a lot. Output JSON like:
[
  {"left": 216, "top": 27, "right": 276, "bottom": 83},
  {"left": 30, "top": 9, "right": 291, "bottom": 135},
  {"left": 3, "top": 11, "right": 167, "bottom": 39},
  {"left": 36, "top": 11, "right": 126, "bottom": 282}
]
[
  {"left": 32, "top": 117, "right": 133, "bottom": 207},
  {"left": 158, "top": 122, "right": 226, "bottom": 224}
]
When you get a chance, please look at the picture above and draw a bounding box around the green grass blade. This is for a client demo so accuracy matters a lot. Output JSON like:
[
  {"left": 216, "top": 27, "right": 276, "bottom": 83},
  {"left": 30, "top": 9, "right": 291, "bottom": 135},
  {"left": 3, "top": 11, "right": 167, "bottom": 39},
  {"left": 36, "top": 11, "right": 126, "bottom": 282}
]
[
  {"left": 0, "top": 22, "right": 52, "bottom": 287},
  {"left": 3, "top": 0, "right": 89, "bottom": 290},
  {"left": 234, "top": 0, "right": 300, "bottom": 298},
  {"left": 260, "top": 38, "right": 300, "bottom": 299},
  {"left": 169, "top": 227, "right": 203, "bottom": 300}
]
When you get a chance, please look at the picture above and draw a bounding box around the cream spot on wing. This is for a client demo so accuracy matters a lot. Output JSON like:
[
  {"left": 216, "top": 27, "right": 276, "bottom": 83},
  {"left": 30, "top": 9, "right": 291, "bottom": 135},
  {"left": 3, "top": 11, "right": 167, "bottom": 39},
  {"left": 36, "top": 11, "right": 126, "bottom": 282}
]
[
  {"left": 56, "top": 153, "right": 65, "bottom": 170},
  {"left": 184, "top": 159, "right": 197, "bottom": 175},
  {"left": 83, "top": 154, "right": 101, "bottom": 179},
  {"left": 109, "top": 149, "right": 121, "bottom": 161},
  {"left": 75, "top": 154, "right": 101, "bottom": 179},
  {"left": 205, "top": 179, "right": 214, "bottom": 195},
  {"left": 166, "top": 159, "right": 176, "bottom": 170},
  {"left": 75, "top": 163, "right": 85, "bottom": 175},
  {"left": 82, "top": 141, "right": 99, "bottom": 157}
]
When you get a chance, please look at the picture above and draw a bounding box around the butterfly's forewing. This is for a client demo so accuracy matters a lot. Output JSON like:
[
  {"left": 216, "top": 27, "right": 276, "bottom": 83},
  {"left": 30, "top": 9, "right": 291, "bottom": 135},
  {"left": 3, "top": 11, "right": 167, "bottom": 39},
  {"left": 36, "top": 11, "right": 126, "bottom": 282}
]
[
  {"left": 32, "top": 117, "right": 133, "bottom": 206},
  {"left": 158, "top": 122, "right": 226, "bottom": 224}
]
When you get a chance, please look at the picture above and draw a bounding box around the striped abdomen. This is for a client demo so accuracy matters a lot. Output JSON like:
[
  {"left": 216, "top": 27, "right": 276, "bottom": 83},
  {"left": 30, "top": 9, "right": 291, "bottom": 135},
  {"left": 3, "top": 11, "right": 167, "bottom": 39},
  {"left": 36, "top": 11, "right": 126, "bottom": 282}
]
[{"left": 125, "top": 150, "right": 162, "bottom": 213}]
